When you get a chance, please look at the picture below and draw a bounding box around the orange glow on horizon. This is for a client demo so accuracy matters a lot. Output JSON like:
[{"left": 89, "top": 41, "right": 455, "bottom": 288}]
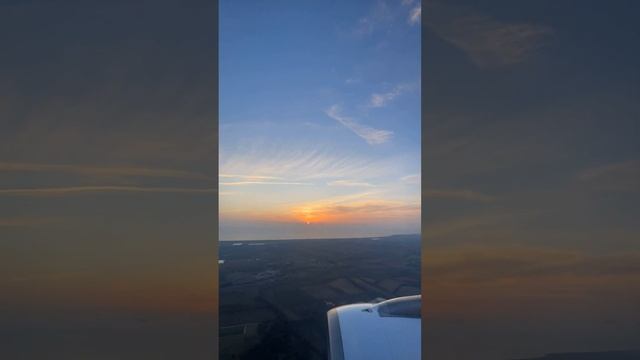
[
  {"left": 221, "top": 195, "right": 420, "bottom": 225},
  {"left": 290, "top": 199, "right": 419, "bottom": 225}
]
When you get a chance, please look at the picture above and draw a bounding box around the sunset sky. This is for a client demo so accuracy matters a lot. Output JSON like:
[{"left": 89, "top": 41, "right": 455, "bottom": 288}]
[{"left": 220, "top": 0, "right": 421, "bottom": 240}]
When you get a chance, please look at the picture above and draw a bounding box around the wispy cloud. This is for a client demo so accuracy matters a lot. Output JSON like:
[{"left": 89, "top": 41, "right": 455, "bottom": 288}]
[
  {"left": 0, "top": 162, "right": 210, "bottom": 180},
  {"left": 290, "top": 195, "right": 419, "bottom": 224},
  {"left": 425, "top": 3, "right": 552, "bottom": 67},
  {"left": 220, "top": 172, "right": 309, "bottom": 187},
  {"left": 320, "top": 201, "right": 418, "bottom": 218},
  {"left": 219, "top": 174, "right": 283, "bottom": 180},
  {"left": 220, "top": 181, "right": 310, "bottom": 186},
  {"left": 222, "top": 191, "right": 378, "bottom": 223},
  {"left": 408, "top": 5, "right": 421, "bottom": 25},
  {"left": 0, "top": 186, "right": 217, "bottom": 197},
  {"left": 369, "top": 83, "right": 413, "bottom": 108},
  {"left": 327, "top": 179, "right": 375, "bottom": 187},
  {"left": 401, "top": 174, "right": 421, "bottom": 184},
  {"left": 353, "top": 0, "right": 393, "bottom": 36},
  {"left": 221, "top": 147, "right": 407, "bottom": 181},
  {"left": 325, "top": 105, "right": 393, "bottom": 145}
]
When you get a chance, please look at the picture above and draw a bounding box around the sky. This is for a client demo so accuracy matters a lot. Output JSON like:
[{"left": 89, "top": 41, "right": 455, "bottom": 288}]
[
  {"left": 422, "top": 1, "right": 640, "bottom": 359},
  {"left": 0, "top": 1, "right": 217, "bottom": 359},
  {"left": 219, "top": 0, "right": 421, "bottom": 241}
]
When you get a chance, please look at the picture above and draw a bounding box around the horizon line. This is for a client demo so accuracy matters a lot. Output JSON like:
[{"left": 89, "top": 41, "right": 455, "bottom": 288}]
[{"left": 218, "top": 233, "right": 420, "bottom": 242}]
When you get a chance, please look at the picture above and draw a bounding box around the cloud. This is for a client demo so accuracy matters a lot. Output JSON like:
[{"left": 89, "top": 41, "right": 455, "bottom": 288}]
[
  {"left": 222, "top": 191, "right": 378, "bottom": 223},
  {"left": 0, "top": 162, "right": 210, "bottom": 180},
  {"left": 221, "top": 147, "right": 407, "bottom": 181},
  {"left": 369, "top": 83, "right": 413, "bottom": 108},
  {"left": 291, "top": 197, "right": 420, "bottom": 224},
  {"left": 408, "top": 5, "right": 421, "bottom": 25},
  {"left": 401, "top": 174, "right": 421, "bottom": 184},
  {"left": 353, "top": 0, "right": 393, "bottom": 36},
  {"left": 220, "top": 181, "right": 309, "bottom": 186},
  {"left": 219, "top": 173, "right": 311, "bottom": 187},
  {"left": 425, "top": 3, "right": 552, "bottom": 67},
  {"left": 0, "top": 186, "right": 217, "bottom": 197},
  {"left": 327, "top": 179, "right": 375, "bottom": 187},
  {"left": 325, "top": 105, "right": 393, "bottom": 144},
  {"left": 325, "top": 201, "right": 419, "bottom": 216},
  {"left": 219, "top": 174, "right": 282, "bottom": 180},
  {"left": 401, "top": 0, "right": 422, "bottom": 25}
]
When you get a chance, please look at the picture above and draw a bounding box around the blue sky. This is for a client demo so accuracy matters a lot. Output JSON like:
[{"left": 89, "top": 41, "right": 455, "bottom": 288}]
[{"left": 220, "top": 0, "right": 421, "bottom": 240}]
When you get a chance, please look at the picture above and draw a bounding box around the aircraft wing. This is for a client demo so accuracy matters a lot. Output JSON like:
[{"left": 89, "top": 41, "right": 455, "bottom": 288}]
[{"left": 327, "top": 295, "right": 421, "bottom": 360}]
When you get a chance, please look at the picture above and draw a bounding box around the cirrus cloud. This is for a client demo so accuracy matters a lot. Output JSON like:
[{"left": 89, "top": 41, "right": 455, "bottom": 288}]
[{"left": 325, "top": 105, "right": 393, "bottom": 145}]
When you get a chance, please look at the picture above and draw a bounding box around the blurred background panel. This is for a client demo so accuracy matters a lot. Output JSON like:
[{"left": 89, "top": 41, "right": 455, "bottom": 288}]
[
  {"left": 423, "top": 1, "right": 640, "bottom": 359},
  {"left": 0, "top": 1, "right": 218, "bottom": 359}
]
